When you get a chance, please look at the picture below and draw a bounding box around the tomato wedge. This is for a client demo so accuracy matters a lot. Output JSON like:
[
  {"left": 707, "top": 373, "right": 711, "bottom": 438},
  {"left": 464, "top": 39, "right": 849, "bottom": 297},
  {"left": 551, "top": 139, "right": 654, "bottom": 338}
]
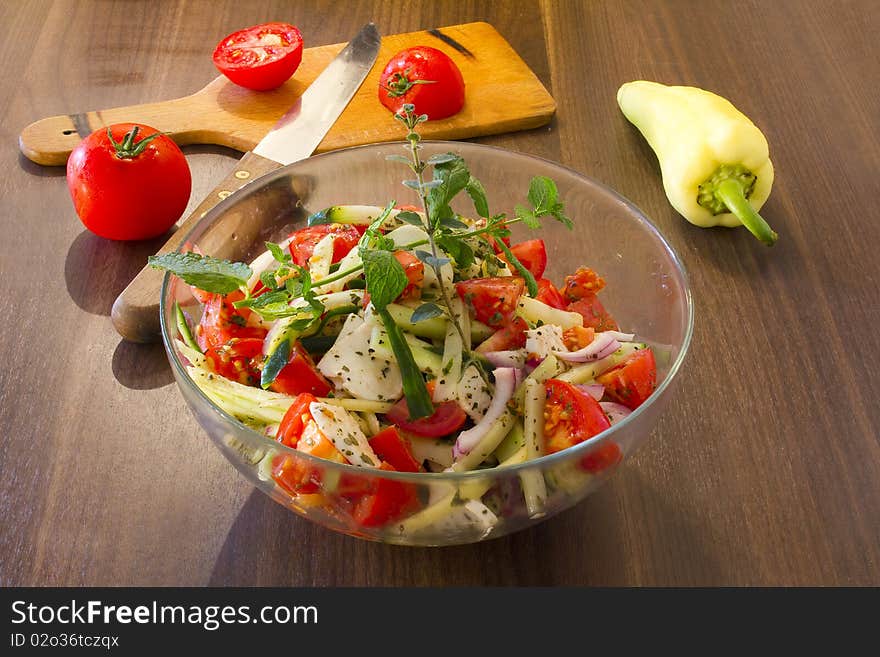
[
  {"left": 562, "top": 267, "right": 607, "bottom": 300},
  {"left": 475, "top": 316, "right": 528, "bottom": 353},
  {"left": 596, "top": 348, "right": 657, "bottom": 410},
  {"left": 348, "top": 462, "right": 419, "bottom": 528},
  {"left": 579, "top": 441, "right": 623, "bottom": 474},
  {"left": 386, "top": 397, "right": 467, "bottom": 438},
  {"left": 543, "top": 379, "right": 611, "bottom": 455},
  {"left": 287, "top": 224, "right": 364, "bottom": 268},
  {"left": 566, "top": 296, "right": 619, "bottom": 332},
  {"left": 500, "top": 239, "right": 548, "bottom": 279},
  {"left": 394, "top": 250, "right": 424, "bottom": 301},
  {"left": 268, "top": 341, "right": 332, "bottom": 397},
  {"left": 197, "top": 290, "right": 267, "bottom": 351},
  {"left": 212, "top": 22, "right": 304, "bottom": 91},
  {"left": 204, "top": 337, "right": 263, "bottom": 385},
  {"left": 277, "top": 393, "right": 318, "bottom": 447},
  {"left": 535, "top": 278, "right": 568, "bottom": 310},
  {"left": 456, "top": 276, "right": 525, "bottom": 327},
  {"left": 368, "top": 427, "right": 422, "bottom": 473}
]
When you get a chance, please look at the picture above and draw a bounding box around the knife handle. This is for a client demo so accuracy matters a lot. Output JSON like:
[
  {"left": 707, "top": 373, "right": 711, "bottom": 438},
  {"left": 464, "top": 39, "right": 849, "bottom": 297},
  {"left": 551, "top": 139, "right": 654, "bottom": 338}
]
[{"left": 111, "top": 151, "right": 281, "bottom": 343}]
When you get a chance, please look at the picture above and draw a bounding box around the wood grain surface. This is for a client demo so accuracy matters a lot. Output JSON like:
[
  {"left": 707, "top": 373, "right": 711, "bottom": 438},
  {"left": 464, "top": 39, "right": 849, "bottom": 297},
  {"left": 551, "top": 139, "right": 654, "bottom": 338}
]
[{"left": 1, "top": 0, "right": 878, "bottom": 587}]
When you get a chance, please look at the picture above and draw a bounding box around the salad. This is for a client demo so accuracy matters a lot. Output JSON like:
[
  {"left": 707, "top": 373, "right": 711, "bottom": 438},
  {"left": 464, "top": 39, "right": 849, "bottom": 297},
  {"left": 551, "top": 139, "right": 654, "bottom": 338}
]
[{"left": 152, "top": 106, "right": 658, "bottom": 537}]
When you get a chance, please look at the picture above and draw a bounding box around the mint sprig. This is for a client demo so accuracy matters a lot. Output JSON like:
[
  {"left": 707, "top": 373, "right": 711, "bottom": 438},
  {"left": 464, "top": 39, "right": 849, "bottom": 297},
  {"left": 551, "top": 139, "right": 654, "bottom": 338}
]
[{"left": 148, "top": 252, "right": 252, "bottom": 294}]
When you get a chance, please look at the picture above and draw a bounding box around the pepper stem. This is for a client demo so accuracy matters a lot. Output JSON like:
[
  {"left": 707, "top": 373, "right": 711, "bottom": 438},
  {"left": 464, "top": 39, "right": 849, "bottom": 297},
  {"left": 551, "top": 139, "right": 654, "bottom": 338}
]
[{"left": 715, "top": 178, "right": 778, "bottom": 246}]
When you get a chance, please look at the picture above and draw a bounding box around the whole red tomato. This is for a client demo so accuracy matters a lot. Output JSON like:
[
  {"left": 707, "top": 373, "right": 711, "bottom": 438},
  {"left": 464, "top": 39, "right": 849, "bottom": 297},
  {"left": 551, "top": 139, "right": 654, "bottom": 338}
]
[
  {"left": 378, "top": 46, "right": 465, "bottom": 119},
  {"left": 213, "top": 22, "right": 303, "bottom": 91},
  {"left": 66, "top": 123, "right": 191, "bottom": 241}
]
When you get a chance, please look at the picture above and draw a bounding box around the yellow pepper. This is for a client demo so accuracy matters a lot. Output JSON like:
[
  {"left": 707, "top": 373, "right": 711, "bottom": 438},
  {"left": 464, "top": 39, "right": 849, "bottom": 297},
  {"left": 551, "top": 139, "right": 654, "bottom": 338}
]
[{"left": 617, "top": 80, "right": 777, "bottom": 246}]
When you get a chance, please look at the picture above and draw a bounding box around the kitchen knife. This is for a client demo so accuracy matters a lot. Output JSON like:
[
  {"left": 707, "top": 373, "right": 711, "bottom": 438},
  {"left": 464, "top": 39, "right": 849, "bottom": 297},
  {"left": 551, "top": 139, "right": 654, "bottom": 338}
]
[{"left": 110, "top": 23, "right": 381, "bottom": 343}]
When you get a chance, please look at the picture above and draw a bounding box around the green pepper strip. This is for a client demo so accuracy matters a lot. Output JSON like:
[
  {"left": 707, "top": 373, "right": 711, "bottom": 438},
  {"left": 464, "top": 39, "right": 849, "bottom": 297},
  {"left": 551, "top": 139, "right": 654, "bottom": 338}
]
[
  {"left": 715, "top": 178, "right": 778, "bottom": 247},
  {"left": 377, "top": 307, "right": 433, "bottom": 419},
  {"left": 174, "top": 303, "right": 202, "bottom": 353}
]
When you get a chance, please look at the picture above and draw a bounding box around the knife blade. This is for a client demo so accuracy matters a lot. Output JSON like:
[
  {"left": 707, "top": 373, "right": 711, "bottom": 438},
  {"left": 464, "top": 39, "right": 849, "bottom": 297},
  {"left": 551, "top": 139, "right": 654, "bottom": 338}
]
[{"left": 110, "top": 23, "right": 382, "bottom": 343}]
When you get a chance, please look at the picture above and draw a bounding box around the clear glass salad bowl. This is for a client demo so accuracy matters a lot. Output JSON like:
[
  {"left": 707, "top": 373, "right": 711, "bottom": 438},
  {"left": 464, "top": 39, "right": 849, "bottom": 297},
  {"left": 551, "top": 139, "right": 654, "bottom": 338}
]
[{"left": 160, "top": 141, "right": 693, "bottom": 546}]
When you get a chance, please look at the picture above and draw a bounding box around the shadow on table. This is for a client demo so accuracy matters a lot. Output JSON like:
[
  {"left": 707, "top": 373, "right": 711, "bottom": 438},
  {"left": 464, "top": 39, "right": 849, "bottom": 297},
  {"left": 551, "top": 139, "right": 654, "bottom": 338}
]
[
  {"left": 111, "top": 339, "right": 173, "bottom": 390},
  {"left": 207, "top": 469, "right": 721, "bottom": 586},
  {"left": 65, "top": 228, "right": 172, "bottom": 316}
]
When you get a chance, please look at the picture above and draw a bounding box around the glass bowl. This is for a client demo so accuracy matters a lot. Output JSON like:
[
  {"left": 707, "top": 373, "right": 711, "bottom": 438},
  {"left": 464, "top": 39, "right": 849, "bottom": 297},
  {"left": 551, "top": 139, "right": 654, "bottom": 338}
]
[{"left": 160, "top": 141, "right": 693, "bottom": 546}]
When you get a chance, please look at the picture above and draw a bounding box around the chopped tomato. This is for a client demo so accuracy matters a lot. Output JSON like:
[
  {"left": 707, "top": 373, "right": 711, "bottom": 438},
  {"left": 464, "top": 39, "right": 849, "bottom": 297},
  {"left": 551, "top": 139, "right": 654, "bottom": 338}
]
[
  {"left": 562, "top": 325, "right": 595, "bottom": 351},
  {"left": 484, "top": 234, "right": 511, "bottom": 254},
  {"left": 273, "top": 394, "right": 348, "bottom": 495},
  {"left": 500, "top": 239, "right": 547, "bottom": 279},
  {"left": 596, "top": 348, "right": 657, "bottom": 410},
  {"left": 369, "top": 427, "right": 423, "bottom": 473},
  {"left": 204, "top": 337, "right": 263, "bottom": 385},
  {"left": 456, "top": 276, "right": 525, "bottom": 327},
  {"left": 475, "top": 316, "right": 528, "bottom": 353},
  {"left": 268, "top": 341, "right": 332, "bottom": 397},
  {"left": 562, "top": 267, "right": 607, "bottom": 301},
  {"left": 197, "top": 290, "right": 267, "bottom": 351},
  {"left": 394, "top": 250, "right": 424, "bottom": 301},
  {"left": 394, "top": 204, "right": 422, "bottom": 212},
  {"left": 579, "top": 441, "right": 623, "bottom": 474},
  {"left": 287, "top": 224, "right": 364, "bottom": 268},
  {"left": 348, "top": 462, "right": 419, "bottom": 528},
  {"left": 386, "top": 397, "right": 467, "bottom": 438},
  {"left": 535, "top": 278, "right": 568, "bottom": 310},
  {"left": 277, "top": 393, "right": 318, "bottom": 447},
  {"left": 566, "top": 296, "right": 619, "bottom": 331},
  {"left": 543, "top": 379, "right": 611, "bottom": 455}
]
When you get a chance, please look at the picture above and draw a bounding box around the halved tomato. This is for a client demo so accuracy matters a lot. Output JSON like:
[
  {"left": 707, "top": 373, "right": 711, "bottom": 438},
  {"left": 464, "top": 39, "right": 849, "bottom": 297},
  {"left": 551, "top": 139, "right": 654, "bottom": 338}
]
[
  {"left": 213, "top": 22, "right": 304, "bottom": 91},
  {"left": 456, "top": 276, "right": 525, "bottom": 327},
  {"left": 543, "top": 379, "right": 611, "bottom": 455},
  {"left": 596, "top": 348, "right": 657, "bottom": 410}
]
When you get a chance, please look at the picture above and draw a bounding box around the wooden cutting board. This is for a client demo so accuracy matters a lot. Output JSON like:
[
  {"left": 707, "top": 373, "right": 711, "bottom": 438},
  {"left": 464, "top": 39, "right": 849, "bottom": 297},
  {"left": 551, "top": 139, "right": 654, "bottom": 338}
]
[{"left": 19, "top": 22, "right": 555, "bottom": 166}]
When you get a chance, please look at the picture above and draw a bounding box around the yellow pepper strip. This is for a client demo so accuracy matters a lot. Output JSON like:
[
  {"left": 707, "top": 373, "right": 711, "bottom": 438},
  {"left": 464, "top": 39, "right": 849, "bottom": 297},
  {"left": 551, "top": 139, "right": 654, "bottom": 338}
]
[{"left": 617, "top": 81, "right": 778, "bottom": 246}]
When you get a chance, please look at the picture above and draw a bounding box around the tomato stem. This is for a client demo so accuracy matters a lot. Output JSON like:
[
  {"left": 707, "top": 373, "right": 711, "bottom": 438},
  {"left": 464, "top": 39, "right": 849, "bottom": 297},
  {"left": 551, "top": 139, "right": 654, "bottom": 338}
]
[
  {"left": 382, "top": 67, "right": 436, "bottom": 98},
  {"left": 107, "top": 126, "right": 168, "bottom": 159}
]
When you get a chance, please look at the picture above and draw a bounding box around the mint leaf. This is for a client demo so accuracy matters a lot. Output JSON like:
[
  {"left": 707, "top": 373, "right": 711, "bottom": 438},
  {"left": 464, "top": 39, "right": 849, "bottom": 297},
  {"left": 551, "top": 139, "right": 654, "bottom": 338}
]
[
  {"left": 527, "top": 176, "right": 557, "bottom": 214},
  {"left": 465, "top": 176, "right": 490, "bottom": 218},
  {"left": 266, "top": 241, "right": 291, "bottom": 265},
  {"left": 259, "top": 269, "right": 279, "bottom": 290},
  {"left": 439, "top": 215, "right": 468, "bottom": 230},
  {"left": 261, "top": 337, "right": 290, "bottom": 389},
  {"left": 427, "top": 156, "right": 470, "bottom": 227},
  {"left": 414, "top": 250, "right": 451, "bottom": 269},
  {"left": 396, "top": 211, "right": 424, "bottom": 226},
  {"left": 410, "top": 302, "right": 444, "bottom": 323},
  {"left": 515, "top": 204, "right": 540, "bottom": 229},
  {"left": 377, "top": 308, "right": 433, "bottom": 419},
  {"left": 550, "top": 202, "right": 573, "bottom": 230},
  {"left": 427, "top": 153, "right": 458, "bottom": 165},
  {"left": 436, "top": 234, "right": 474, "bottom": 269},
  {"left": 360, "top": 249, "right": 408, "bottom": 311},
  {"left": 148, "top": 252, "right": 251, "bottom": 294}
]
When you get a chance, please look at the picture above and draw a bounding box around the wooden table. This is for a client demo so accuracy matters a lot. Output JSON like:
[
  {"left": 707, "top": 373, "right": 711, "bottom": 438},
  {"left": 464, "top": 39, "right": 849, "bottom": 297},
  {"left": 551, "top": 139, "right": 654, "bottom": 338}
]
[{"left": 2, "top": 0, "right": 877, "bottom": 587}]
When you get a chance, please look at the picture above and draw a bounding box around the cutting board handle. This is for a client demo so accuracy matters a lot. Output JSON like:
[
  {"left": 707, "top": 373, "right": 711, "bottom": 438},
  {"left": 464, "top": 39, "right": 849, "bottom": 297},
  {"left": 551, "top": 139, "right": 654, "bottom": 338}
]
[{"left": 18, "top": 76, "right": 288, "bottom": 166}]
